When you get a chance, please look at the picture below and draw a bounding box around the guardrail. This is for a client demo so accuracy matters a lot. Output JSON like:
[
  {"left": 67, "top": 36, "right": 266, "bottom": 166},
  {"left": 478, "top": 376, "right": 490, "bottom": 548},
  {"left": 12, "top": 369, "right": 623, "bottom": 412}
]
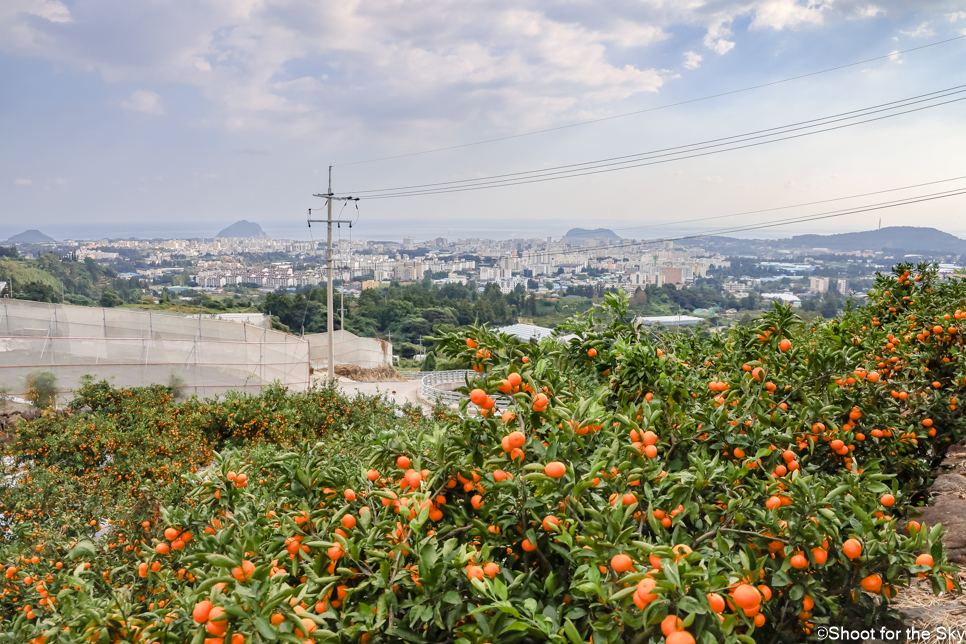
[
  {"left": 420, "top": 370, "right": 511, "bottom": 406},
  {"left": 398, "top": 370, "right": 424, "bottom": 380}
]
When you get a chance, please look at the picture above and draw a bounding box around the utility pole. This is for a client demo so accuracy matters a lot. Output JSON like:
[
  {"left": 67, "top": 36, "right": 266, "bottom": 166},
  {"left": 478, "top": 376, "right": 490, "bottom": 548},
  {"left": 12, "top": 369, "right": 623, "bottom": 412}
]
[
  {"left": 309, "top": 166, "right": 357, "bottom": 381},
  {"left": 338, "top": 291, "right": 347, "bottom": 332}
]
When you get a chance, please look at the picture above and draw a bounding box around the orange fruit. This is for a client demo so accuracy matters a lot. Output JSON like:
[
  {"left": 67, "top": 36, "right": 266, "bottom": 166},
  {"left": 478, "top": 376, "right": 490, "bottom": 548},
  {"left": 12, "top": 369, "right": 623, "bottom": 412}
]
[
  {"left": 661, "top": 615, "right": 684, "bottom": 635},
  {"left": 707, "top": 593, "right": 725, "bottom": 613},
  {"left": 544, "top": 462, "right": 566, "bottom": 478},
  {"left": 483, "top": 562, "right": 499, "bottom": 579},
  {"left": 880, "top": 494, "right": 895, "bottom": 507},
  {"left": 636, "top": 578, "right": 658, "bottom": 605},
  {"left": 860, "top": 574, "right": 882, "bottom": 593},
  {"left": 732, "top": 584, "right": 761, "bottom": 609},
  {"left": 843, "top": 538, "right": 862, "bottom": 560},
  {"left": 193, "top": 600, "right": 213, "bottom": 623},
  {"left": 611, "top": 554, "right": 633, "bottom": 573}
]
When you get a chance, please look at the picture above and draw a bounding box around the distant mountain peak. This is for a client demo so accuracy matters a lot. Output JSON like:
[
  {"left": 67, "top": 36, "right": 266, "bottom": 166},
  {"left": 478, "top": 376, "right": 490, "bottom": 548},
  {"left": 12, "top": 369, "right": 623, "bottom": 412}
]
[
  {"left": 562, "top": 227, "right": 622, "bottom": 242},
  {"left": 783, "top": 226, "right": 966, "bottom": 254},
  {"left": 216, "top": 220, "right": 267, "bottom": 239},
  {"left": 7, "top": 229, "right": 55, "bottom": 243}
]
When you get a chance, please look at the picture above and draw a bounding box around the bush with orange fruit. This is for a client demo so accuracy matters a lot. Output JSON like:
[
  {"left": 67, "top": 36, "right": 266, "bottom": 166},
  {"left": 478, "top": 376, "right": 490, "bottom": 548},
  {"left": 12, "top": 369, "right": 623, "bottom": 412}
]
[{"left": 1, "top": 262, "right": 963, "bottom": 644}]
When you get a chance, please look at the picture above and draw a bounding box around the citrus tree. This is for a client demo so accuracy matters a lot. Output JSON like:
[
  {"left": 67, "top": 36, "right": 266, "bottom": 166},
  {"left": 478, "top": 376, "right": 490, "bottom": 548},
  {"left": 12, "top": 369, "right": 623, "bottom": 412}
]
[{"left": 2, "top": 263, "right": 964, "bottom": 644}]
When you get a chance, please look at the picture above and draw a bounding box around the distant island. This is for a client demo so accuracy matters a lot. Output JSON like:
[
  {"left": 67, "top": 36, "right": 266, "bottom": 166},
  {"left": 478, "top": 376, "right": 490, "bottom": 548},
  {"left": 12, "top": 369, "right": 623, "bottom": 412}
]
[
  {"left": 562, "top": 228, "right": 622, "bottom": 242},
  {"left": 216, "top": 220, "right": 267, "bottom": 238},
  {"left": 6, "top": 229, "right": 55, "bottom": 243}
]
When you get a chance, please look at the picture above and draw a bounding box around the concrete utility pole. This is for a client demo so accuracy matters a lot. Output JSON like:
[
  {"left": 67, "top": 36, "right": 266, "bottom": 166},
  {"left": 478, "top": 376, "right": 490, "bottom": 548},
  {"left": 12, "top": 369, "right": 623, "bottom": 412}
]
[{"left": 309, "top": 166, "right": 357, "bottom": 381}]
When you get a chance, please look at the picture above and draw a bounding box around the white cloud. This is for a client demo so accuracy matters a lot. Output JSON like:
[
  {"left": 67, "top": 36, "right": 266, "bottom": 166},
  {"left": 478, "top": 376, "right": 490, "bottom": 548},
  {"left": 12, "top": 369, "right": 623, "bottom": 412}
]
[
  {"left": 887, "top": 49, "right": 903, "bottom": 64},
  {"left": 899, "top": 22, "right": 935, "bottom": 37},
  {"left": 599, "top": 20, "right": 669, "bottom": 48},
  {"left": 0, "top": 0, "right": 70, "bottom": 53},
  {"left": 948, "top": 12, "right": 966, "bottom": 22},
  {"left": 704, "top": 24, "right": 736, "bottom": 55},
  {"left": 856, "top": 5, "right": 884, "bottom": 18},
  {"left": 0, "top": 0, "right": 944, "bottom": 139},
  {"left": 750, "top": 0, "right": 832, "bottom": 30},
  {"left": 119, "top": 90, "right": 164, "bottom": 115},
  {"left": 682, "top": 51, "right": 703, "bottom": 70},
  {"left": 703, "top": 175, "right": 724, "bottom": 183},
  {"left": 14, "top": 178, "right": 32, "bottom": 186},
  {"left": 0, "top": 0, "right": 70, "bottom": 25}
]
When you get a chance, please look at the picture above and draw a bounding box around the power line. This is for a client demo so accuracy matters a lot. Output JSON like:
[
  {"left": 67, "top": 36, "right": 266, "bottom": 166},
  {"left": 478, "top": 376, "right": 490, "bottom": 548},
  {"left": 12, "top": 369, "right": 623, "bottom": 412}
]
[
  {"left": 524, "top": 186, "right": 966, "bottom": 259},
  {"left": 564, "top": 173, "right": 966, "bottom": 237},
  {"left": 342, "top": 86, "right": 966, "bottom": 198},
  {"left": 345, "top": 85, "right": 966, "bottom": 195},
  {"left": 334, "top": 35, "right": 966, "bottom": 167}
]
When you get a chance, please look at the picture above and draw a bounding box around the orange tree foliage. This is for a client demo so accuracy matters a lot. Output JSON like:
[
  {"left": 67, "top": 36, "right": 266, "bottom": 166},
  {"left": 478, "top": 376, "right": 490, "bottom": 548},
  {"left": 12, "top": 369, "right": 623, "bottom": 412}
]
[
  {"left": 1, "top": 262, "right": 965, "bottom": 644},
  {"left": 0, "top": 379, "right": 408, "bottom": 553}
]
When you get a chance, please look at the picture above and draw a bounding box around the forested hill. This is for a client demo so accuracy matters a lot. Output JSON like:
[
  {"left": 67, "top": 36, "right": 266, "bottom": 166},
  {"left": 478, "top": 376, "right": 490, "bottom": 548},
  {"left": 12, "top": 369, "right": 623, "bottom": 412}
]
[
  {"left": 261, "top": 281, "right": 529, "bottom": 355},
  {"left": 784, "top": 226, "right": 966, "bottom": 254}
]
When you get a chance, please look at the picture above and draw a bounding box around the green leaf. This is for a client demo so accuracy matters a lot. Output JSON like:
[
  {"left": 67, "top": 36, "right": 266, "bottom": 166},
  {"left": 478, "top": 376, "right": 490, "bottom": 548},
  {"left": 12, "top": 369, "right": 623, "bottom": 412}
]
[
  {"left": 771, "top": 569, "right": 791, "bottom": 587},
  {"left": 387, "top": 626, "right": 428, "bottom": 643},
  {"left": 676, "top": 596, "right": 707, "bottom": 615},
  {"left": 69, "top": 540, "right": 96, "bottom": 560},
  {"left": 206, "top": 554, "right": 238, "bottom": 568},
  {"left": 255, "top": 616, "right": 278, "bottom": 641},
  {"left": 442, "top": 591, "right": 461, "bottom": 604},
  {"left": 563, "top": 618, "right": 583, "bottom": 644},
  {"left": 609, "top": 586, "right": 638, "bottom": 602}
]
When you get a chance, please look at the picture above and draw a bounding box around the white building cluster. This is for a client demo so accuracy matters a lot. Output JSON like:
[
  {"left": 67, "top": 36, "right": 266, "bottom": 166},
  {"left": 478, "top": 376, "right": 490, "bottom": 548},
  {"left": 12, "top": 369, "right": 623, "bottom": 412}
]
[{"left": 194, "top": 264, "right": 320, "bottom": 289}]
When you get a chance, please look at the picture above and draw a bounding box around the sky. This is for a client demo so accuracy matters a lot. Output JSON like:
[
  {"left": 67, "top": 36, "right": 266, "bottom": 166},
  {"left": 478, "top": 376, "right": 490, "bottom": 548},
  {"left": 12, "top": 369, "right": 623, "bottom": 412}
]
[{"left": 1, "top": 0, "right": 965, "bottom": 242}]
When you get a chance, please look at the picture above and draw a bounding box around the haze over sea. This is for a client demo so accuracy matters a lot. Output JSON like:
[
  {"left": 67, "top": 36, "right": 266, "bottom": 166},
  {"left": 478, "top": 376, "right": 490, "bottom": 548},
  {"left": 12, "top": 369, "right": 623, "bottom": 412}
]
[
  {"left": 12, "top": 218, "right": 965, "bottom": 244},
  {"left": 6, "top": 219, "right": 696, "bottom": 242}
]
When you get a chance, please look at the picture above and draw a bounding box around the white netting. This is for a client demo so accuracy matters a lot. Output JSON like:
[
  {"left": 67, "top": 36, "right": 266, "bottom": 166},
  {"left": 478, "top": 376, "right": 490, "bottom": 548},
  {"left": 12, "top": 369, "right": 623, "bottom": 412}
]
[
  {"left": 0, "top": 299, "right": 310, "bottom": 401},
  {"left": 304, "top": 330, "right": 392, "bottom": 370}
]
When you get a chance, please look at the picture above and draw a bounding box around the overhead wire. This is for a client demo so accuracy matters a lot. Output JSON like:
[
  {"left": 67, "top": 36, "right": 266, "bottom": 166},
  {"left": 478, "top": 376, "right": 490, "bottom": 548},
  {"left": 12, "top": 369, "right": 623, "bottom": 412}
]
[
  {"left": 334, "top": 35, "right": 966, "bottom": 167},
  {"left": 346, "top": 85, "right": 966, "bottom": 195},
  {"left": 563, "top": 173, "right": 966, "bottom": 237},
  {"left": 339, "top": 86, "right": 966, "bottom": 198},
  {"left": 520, "top": 186, "right": 966, "bottom": 260}
]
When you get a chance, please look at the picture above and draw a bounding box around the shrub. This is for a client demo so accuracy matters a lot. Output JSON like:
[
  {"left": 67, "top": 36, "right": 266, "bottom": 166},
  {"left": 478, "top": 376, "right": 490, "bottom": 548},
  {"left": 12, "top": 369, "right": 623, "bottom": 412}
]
[
  {"left": 25, "top": 370, "right": 58, "bottom": 409},
  {"left": 0, "top": 263, "right": 963, "bottom": 644}
]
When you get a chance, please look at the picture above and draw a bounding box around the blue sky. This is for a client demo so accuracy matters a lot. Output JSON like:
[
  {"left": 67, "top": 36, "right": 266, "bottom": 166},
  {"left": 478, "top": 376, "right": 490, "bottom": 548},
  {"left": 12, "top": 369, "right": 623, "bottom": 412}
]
[{"left": 1, "top": 0, "right": 965, "bottom": 241}]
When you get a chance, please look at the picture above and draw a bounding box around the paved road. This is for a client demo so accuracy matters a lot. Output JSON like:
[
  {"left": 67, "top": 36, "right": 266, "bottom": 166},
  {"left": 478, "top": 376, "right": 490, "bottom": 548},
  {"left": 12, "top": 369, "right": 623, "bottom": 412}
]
[{"left": 313, "top": 375, "right": 431, "bottom": 411}]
